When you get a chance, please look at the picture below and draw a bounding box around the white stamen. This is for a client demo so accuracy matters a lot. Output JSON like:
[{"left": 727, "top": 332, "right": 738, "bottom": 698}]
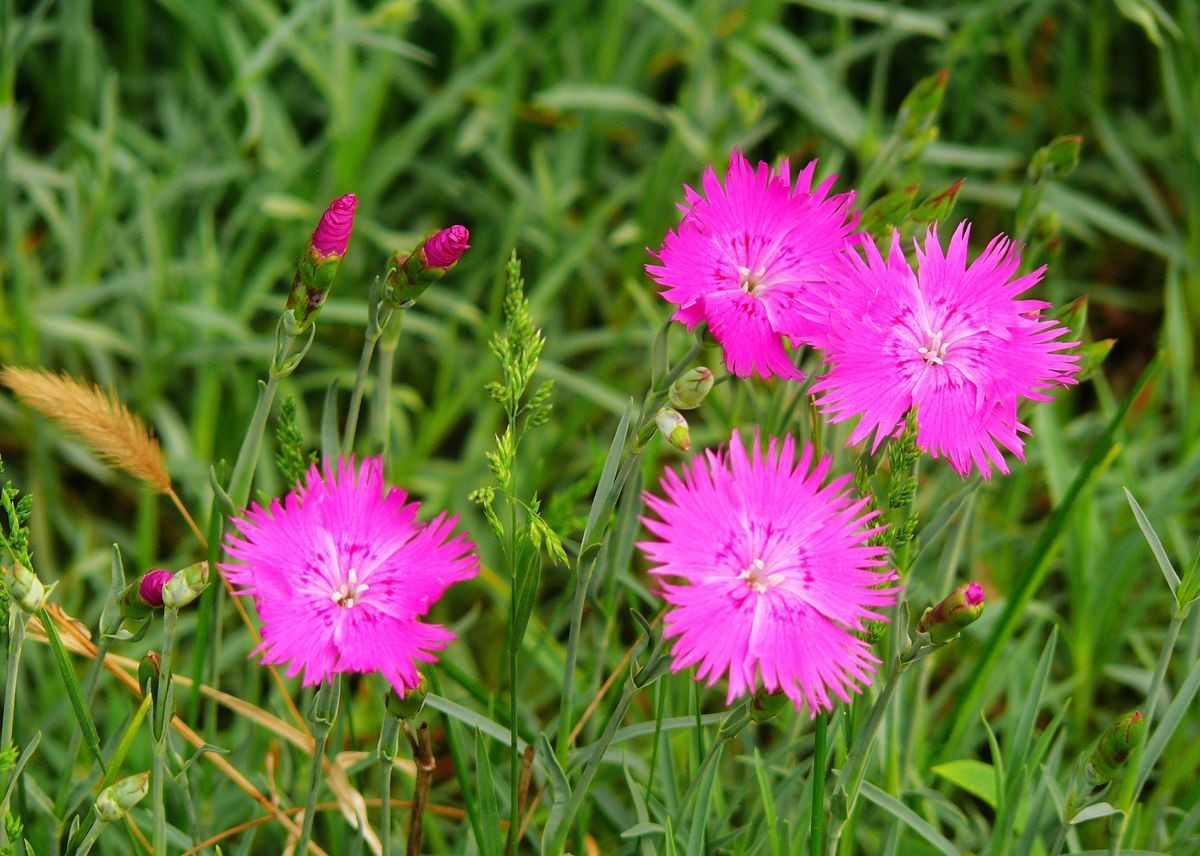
[
  {"left": 330, "top": 566, "right": 370, "bottom": 608},
  {"left": 737, "top": 265, "right": 768, "bottom": 295},
  {"left": 738, "top": 558, "right": 784, "bottom": 594},
  {"left": 918, "top": 329, "right": 948, "bottom": 366}
]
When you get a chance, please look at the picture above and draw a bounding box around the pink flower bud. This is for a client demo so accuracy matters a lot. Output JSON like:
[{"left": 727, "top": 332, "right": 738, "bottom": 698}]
[
  {"left": 138, "top": 569, "right": 173, "bottom": 608},
  {"left": 422, "top": 225, "right": 470, "bottom": 268},
  {"left": 310, "top": 194, "right": 358, "bottom": 258}
]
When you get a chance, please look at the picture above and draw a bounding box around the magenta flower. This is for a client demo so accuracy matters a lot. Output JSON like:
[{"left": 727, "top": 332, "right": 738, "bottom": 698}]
[
  {"left": 811, "top": 223, "right": 1079, "bottom": 478},
  {"left": 646, "top": 151, "right": 861, "bottom": 381},
  {"left": 422, "top": 225, "right": 470, "bottom": 268},
  {"left": 137, "top": 569, "right": 173, "bottom": 608},
  {"left": 221, "top": 457, "right": 478, "bottom": 695},
  {"left": 310, "top": 193, "right": 358, "bottom": 258},
  {"left": 638, "top": 431, "right": 899, "bottom": 715}
]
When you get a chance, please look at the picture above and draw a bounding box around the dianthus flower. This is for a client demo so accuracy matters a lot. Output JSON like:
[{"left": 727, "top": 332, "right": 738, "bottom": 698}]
[
  {"left": 646, "top": 151, "right": 860, "bottom": 380},
  {"left": 222, "top": 457, "right": 478, "bottom": 695},
  {"left": 811, "top": 223, "right": 1079, "bottom": 478},
  {"left": 638, "top": 431, "right": 898, "bottom": 715}
]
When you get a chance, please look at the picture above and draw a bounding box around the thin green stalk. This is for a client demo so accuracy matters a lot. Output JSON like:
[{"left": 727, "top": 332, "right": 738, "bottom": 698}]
[
  {"left": 0, "top": 604, "right": 26, "bottom": 838},
  {"left": 811, "top": 713, "right": 828, "bottom": 856},
  {"left": 297, "top": 677, "right": 342, "bottom": 856},
  {"left": 71, "top": 815, "right": 105, "bottom": 856},
  {"left": 377, "top": 712, "right": 402, "bottom": 856},
  {"left": 555, "top": 337, "right": 704, "bottom": 766},
  {"left": 370, "top": 312, "right": 404, "bottom": 455},
  {"left": 152, "top": 606, "right": 180, "bottom": 856},
  {"left": 343, "top": 290, "right": 395, "bottom": 451}
]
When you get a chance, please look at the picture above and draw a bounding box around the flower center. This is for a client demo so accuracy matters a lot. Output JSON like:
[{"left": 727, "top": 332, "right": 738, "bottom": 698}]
[
  {"left": 918, "top": 329, "right": 949, "bottom": 366},
  {"left": 737, "top": 265, "right": 769, "bottom": 296},
  {"left": 738, "top": 558, "right": 784, "bottom": 594},
  {"left": 330, "top": 567, "right": 370, "bottom": 608}
]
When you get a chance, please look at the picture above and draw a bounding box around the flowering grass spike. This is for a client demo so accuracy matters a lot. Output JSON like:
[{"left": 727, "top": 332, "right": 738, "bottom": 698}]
[
  {"left": 639, "top": 431, "right": 899, "bottom": 715},
  {"left": 647, "top": 151, "right": 860, "bottom": 380},
  {"left": 812, "top": 223, "right": 1079, "bottom": 477},
  {"left": 222, "top": 457, "right": 478, "bottom": 695}
]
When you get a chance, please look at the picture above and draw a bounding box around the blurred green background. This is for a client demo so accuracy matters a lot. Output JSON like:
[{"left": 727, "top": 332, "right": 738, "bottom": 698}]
[{"left": 1, "top": 0, "right": 1198, "bottom": 853}]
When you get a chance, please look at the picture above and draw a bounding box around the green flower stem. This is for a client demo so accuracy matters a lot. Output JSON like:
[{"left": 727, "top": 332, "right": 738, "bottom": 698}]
[
  {"left": 811, "top": 713, "right": 829, "bottom": 856},
  {"left": 1108, "top": 609, "right": 1186, "bottom": 854},
  {"left": 226, "top": 314, "right": 315, "bottom": 509},
  {"left": 0, "top": 603, "right": 26, "bottom": 836},
  {"left": 71, "top": 815, "right": 105, "bottom": 856},
  {"left": 555, "top": 334, "right": 704, "bottom": 766},
  {"left": 297, "top": 677, "right": 342, "bottom": 856},
  {"left": 152, "top": 606, "right": 180, "bottom": 856},
  {"left": 830, "top": 634, "right": 932, "bottom": 848},
  {"left": 377, "top": 711, "right": 402, "bottom": 856},
  {"left": 370, "top": 310, "right": 405, "bottom": 455},
  {"left": 678, "top": 703, "right": 749, "bottom": 812},
  {"left": 343, "top": 285, "right": 397, "bottom": 452}
]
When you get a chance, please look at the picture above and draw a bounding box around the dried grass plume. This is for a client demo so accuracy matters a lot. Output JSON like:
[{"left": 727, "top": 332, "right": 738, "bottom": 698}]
[{"left": 1, "top": 365, "right": 171, "bottom": 493}]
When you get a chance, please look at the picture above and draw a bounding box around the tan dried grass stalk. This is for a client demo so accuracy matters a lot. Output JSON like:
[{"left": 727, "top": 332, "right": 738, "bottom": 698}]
[{"left": 1, "top": 365, "right": 171, "bottom": 492}]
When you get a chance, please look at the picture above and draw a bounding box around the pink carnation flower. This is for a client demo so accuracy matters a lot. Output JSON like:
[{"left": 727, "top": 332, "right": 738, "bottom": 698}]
[
  {"left": 310, "top": 193, "right": 358, "bottom": 258},
  {"left": 638, "top": 430, "right": 898, "bottom": 715},
  {"left": 811, "top": 223, "right": 1079, "bottom": 478},
  {"left": 646, "top": 151, "right": 860, "bottom": 381},
  {"left": 222, "top": 457, "right": 478, "bottom": 695}
]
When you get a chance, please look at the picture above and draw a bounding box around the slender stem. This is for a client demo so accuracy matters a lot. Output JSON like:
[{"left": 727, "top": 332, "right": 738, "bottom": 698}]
[
  {"left": 811, "top": 713, "right": 828, "bottom": 856},
  {"left": 297, "top": 678, "right": 342, "bottom": 856},
  {"left": 152, "top": 607, "right": 180, "bottom": 855},
  {"left": 371, "top": 312, "right": 404, "bottom": 455},
  {"left": 227, "top": 371, "right": 283, "bottom": 509},
  {"left": 0, "top": 605, "right": 26, "bottom": 835},
  {"left": 165, "top": 487, "right": 206, "bottom": 547},
  {"left": 378, "top": 712, "right": 402, "bottom": 856},
  {"left": 71, "top": 816, "right": 106, "bottom": 856},
  {"left": 407, "top": 722, "right": 434, "bottom": 856},
  {"left": 343, "top": 304, "right": 393, "bottom": 452}
]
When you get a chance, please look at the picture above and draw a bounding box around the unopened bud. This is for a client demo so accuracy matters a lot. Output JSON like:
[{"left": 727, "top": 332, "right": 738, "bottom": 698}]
[
  {"left": 1087, "top": 710, "right": 1144, "bottom": 785},
  {"left": 95, "top": 772, "right": 150, "bottom": 823},
  {"left": 383, "top": 225, "right": 471, "bottom": 306},
  {"left": 9, "top": 563, "right": 54, "bottom": 613},
  {"left": 668, "top": 367, "right": 714, "bottom": 410},
  {"left": 138, "top": 569, "right": 172, "bottom": 608},
  {"left": 918, "top": 581, "right": 984, "bottom": 644},
  {"left": 749, "top": 687, "right": 789, "bottom": 723},
  {"left": 386, "top": 673, "right": 429, "bottom": 720},
  {"left": 421, "top": 225, "right": 470, "bottom": 269},
  {"left": 286, "top": 194, "right": 358, "bottom": 330},
  {"left": 161, "top": 561, "right": 209, "bottom": 610},
  {"left": 139, "top": 652, "right": 161, "bottom": 698},
  {"left": 655, "top": 408, "right": 690, "bottom": 452}
]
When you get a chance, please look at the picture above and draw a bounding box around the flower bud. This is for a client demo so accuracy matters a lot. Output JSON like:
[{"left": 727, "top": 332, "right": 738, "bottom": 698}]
[
  {"left": 655, "top": 408, "right": 690, "bottom": 452},
  {"left": 9, "top": 563, "right": 54, "bottom": 613},
  {"left": 668, "top": 367, "right": 714, "bottom": 410},
  {"left": 386, "top": 673, "right": 429, "bottom": 720},
  {"left": 1086, "top": 710, "right": 1144, "bottom": 785},
  {"left": 95, "top": 772, "right": 150, "bottom": 823},
  {"left": 286, "top": 194, "right": 358, "bottom": 331},
  {"left": 161, "top": 561, "right": 209, "bottom": 610},
  {"left": 749, "top": 687, "right": 789, "bottom": 723},
  {"left": 139, "top": 651, "right": 161, "bottom": 698},
  {"left": 918, "top": 581, "right": 984, "bottom": 644},
  {"left": 421, "top": 225, "right": 470, "bottom": 269},
  {"left": 310, "top": 193, "right": 359, "bottom": 258},
  {"left": 383, "top": 225, "right": 471, "bottom": 306},
  {"left": 138, "top": 569, "right": 172, "bottom": 608}
]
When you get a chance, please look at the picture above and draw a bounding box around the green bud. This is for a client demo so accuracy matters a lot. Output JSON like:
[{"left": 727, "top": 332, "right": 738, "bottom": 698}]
[
  {"left": 900, "top": 179, "right": 964, "bottom": 239},
  {"left": 668, "top": 367, "right": 715, "bottom": 410},
  {"left": 655, "top": 408, "right": 691, "bottom": 452},
  {"left": 918, "top": 581, "right": 985, "bottom": 644},
  {"left": 1026, "top": 134, "right": 1082, "bottom": 184},
  {"left": 161, "top": 561, "right": 209, "bottom": 610},
  {"left": 95, "top": 772, "right": 150, "bottom": 823},
  {"left": 9, "top": 563, "right": 54, "bottom": 614},
  {"left": 286, "top": 251, "right": 344, "bottom": 332},
  {"left": 859, "top": 185, "right": 918, "bottom": 239},
  {"left": 139, "top": 652, "right": 161, "bottom": 699},
  {"left": 1076, "top": 339, "right": 1116, "bottom": 382},
  {"left": 896, "top": 69, "right": 948, "bottom": 160},
  {"left": 386, "top": 673, "right": 429, "bottom": 720},
  {"left": 1086, "top": 710, "right": 1144, "bottom": 785},
  {"left": 1052, "top": 295, "right": 1089, "bottom": 339},
  {"left": 749, "top": 687, "right": 789, "bottom": 723}
]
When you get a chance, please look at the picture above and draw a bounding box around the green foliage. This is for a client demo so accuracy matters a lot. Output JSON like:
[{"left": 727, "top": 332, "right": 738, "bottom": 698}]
[{"left": 274, "top": 396, "right": 315, "bottom": 487}]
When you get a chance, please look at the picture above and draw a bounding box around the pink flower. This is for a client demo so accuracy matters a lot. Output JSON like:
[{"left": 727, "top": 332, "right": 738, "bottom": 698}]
[
  {"left": 646, "top": 151, "right": 860, "bottom": 381},
  {"left": 221, "top": 457, "right": 478, "bottom": 695},
  {"left": 422, "top": 225, "right": 470, "bottom": 268},
  {"left": 138, "top": 569, "right": 173, "bottom": 608},
  {"left": 638, "top": 430, "right": 899, "bottom": 715},
  {"left": 310, "top": 194, "right": 358, "bottom": 258},
  {"left": 811, "top": 223, "right": 1079, "bottom": 478}
]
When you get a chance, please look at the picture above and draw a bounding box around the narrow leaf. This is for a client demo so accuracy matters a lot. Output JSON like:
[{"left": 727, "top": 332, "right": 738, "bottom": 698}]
[{"left": 1124, "top": 488, "right": 1180, "bottom": 598}]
